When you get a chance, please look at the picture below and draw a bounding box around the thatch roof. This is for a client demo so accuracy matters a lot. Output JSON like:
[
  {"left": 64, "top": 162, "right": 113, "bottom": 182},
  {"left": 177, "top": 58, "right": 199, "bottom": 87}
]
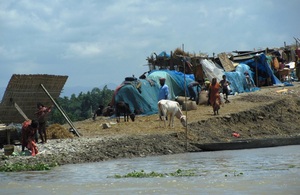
[{"left": 0, "top": 74, "right": 68, "bottom": 123}]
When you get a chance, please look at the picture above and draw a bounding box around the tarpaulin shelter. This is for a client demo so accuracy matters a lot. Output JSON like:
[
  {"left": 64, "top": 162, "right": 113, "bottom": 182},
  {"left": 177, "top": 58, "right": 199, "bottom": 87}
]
[
  {"left": 200, "top": 59, "right": 225, "bottom": 82},
  {"left": 242, "top": 53, "right": 282, "bottom": 86},
  {"left": 113, "top": 70, "right": 195, "bottom": 115},
  {"left": 113, "top": 78, "right": 159, "bottom": 115},
  {"left": 200, "top": 58, "right": 260, "bottom": 94},
  {"left": 147, "top": 70, "right": 195, "bottom": 100},
  {"left": 224, "top": 64, "right": 259, "bottom": 94}
]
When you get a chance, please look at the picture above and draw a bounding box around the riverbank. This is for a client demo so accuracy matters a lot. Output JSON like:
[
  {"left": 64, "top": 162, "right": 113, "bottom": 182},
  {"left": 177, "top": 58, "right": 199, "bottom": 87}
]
[{"left": 1, "top": 83, "right": 300, "bottom": 170}]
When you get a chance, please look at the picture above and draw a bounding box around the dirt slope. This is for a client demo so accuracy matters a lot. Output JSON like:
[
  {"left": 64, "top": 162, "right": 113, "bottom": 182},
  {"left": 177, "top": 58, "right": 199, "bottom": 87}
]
[{"left": 75, "top": 83, "right": 300, "bottom": 144}]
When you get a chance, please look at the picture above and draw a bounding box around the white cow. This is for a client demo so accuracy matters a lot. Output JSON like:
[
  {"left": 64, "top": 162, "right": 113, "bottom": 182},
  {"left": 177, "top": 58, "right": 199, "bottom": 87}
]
[{"left": 158, "top": 100, "right": 187, "bottom": 128}]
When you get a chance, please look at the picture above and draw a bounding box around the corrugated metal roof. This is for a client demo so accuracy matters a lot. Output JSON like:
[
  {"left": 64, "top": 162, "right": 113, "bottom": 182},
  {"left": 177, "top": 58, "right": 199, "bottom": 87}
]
[{"left": 217, "top": 52, "right": 235, "bottom": 72}]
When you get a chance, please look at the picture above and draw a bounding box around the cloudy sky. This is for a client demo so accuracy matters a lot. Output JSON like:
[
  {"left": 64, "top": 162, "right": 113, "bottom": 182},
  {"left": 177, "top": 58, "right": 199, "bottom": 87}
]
[{"left": 1, "top": 0, "right": 299, "bottom": 97}]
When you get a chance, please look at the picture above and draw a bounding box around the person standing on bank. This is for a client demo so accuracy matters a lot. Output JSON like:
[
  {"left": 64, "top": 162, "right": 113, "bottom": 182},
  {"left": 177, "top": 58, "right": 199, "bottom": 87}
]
[
  {"left": 209, "top": 78, "right": 221, "bottom": 115},
  {"left": 188, "top": 81, "right": 201, "bottom": 102},
  {"left": 158, "top": 78, "right": 169, "bottom": 101},
  {"left": 158, "top": 77, "right": 170, "bottom": 120},
  {"left": 21, "top": 120, "right": 39, "bottom": 156},
  {"left": 219, "top": 75, "right": 231, "bottom": 103},
  {"left": 35, "top": 103, "right": 52, "bottom": 144},
  {"left": 204, "top": 78, "right": 211, "bottom": 106}
]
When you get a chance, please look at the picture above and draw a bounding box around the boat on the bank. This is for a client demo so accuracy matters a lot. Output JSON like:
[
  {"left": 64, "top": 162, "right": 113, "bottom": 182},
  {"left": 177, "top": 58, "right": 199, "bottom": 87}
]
[{"left": 191, "top": 136, "right": 300, "bottom": 151}]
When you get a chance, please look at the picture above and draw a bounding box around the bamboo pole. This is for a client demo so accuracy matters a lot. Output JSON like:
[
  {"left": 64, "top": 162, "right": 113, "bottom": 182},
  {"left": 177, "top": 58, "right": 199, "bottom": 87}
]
[
  {"left": 184, "top": 58, "right": 188, "bottom": 151},
  {"left": 14, "top": 102, "right": 29, "bottom": 121},
  {"left": 255, "top": 56, "right": 259, "bottom": 87},
  {"left": 176, "top": 54, "right": 189, "bottom": 151},
  {"left": 40, "top": 84, "right": 80, "bottom": 137}
]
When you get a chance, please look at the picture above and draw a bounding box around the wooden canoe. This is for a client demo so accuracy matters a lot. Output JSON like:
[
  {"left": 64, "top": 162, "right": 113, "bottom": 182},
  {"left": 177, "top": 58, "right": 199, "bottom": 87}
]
[{"left": 191, "top": 136, "right": 300, "bottom": 151}]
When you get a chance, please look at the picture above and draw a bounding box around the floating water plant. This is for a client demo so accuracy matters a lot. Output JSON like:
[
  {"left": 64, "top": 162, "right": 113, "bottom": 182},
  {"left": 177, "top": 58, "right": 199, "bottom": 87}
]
[
  {"left": 112, "top": 169, "right": 198, "bottom": 178},
  {"left": 225, "top": 171, "right": 244, "bottom": 177},
  {"left": 288, "top": 164, "right": 296, "bottom": 168},
  {"left": 0, "top": 162, "right": 58, "bottom": 172}
]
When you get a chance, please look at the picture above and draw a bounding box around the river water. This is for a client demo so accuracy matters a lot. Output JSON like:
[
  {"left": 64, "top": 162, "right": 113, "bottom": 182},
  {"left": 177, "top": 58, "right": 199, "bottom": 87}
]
[{"left": 0, "top": 145, "right": 299, "bottom": 195}]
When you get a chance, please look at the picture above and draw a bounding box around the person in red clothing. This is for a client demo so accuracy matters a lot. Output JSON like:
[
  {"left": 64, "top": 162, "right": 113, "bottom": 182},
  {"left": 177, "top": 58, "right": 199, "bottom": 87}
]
[
  {"left": 208, "top": 78, "right": 221, "bottom": 115},
  {"left": 21, "top": 120, "right": 39, "bottom": 156}
]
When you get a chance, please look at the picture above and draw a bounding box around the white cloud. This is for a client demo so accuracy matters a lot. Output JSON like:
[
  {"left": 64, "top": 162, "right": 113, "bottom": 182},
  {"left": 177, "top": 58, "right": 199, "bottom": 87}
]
[
  {"left": 64, "top": 42, "right": 103, "bottom": 58},
  {"left": 0, "top": 0, "right": 299, "bottom": 92}
]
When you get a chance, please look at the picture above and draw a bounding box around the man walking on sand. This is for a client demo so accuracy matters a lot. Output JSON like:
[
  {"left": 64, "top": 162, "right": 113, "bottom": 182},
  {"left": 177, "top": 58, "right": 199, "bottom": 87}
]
[{"left": 219, "top": 75, "right": 231, "bottom": 103}]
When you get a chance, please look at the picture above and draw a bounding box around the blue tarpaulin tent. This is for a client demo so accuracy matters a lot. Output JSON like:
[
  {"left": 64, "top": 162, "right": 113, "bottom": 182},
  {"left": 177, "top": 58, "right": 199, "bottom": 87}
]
[
  {"left": 224, "top": 64, "right": 259, "bottom": 94},
  {"left": 242, "top": 53, "right": 282, "bottom": 85},
  {"left": 147, "top": 70, "right": 195, "bottom": 100},
  {"left": 200, "top": 59, "right": 259, "bottom": 94},
  {"left": 200, "top": 53, "right": 283, "bottom": 95},
  {"left": 113, "top": 70, "right": 195, "bottom": 115},
  {"left": 113, "top": 79, "right": 159, "bottom": 115}
]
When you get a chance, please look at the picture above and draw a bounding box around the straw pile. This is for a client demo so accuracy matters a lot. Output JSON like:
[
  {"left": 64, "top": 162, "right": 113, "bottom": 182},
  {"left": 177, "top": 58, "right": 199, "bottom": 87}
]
[{"left": 47, "top": 124, "right": 74, "bottom": 139}]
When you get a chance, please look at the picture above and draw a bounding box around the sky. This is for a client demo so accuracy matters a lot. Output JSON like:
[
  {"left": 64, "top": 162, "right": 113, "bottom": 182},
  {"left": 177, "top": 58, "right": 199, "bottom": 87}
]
[{"left": 1, "top": 0, "right": 299, "bottom": 97}]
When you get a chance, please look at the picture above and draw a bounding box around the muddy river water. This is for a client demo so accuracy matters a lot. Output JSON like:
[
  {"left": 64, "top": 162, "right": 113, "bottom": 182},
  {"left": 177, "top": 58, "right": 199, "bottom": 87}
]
[{"left": 1, "top": 145, "right": 299, "bottom": 195}]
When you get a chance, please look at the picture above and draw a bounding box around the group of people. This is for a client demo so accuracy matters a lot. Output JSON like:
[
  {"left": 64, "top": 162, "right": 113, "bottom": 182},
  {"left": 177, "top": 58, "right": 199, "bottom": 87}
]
[
  {"left": 158, "top": 75, "right": 231, "bottom": 116},
  {"left": 21, "top": 103, "right": 52, "bottom": 156},
  {"left": 207, "top": 76, "right": 230, "bottom": 115},
  {"left": 201, "top": 75, "right": 232, "bottom": 115}
]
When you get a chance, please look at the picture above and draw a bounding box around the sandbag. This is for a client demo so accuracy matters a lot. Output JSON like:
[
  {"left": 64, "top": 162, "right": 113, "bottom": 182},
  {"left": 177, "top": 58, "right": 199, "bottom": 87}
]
[
  {"left": 198, "top": 91, "right": 209, "bottom": 105},
  {"left": 182, "top": 100, "right": 197, "bottom": 111},
  {"left": 175, "top": 96, "right": 187, "bottom": 105}
]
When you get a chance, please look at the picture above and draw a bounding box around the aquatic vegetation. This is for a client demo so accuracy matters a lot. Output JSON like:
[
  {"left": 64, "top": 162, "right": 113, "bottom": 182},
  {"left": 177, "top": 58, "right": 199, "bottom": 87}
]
[
  {"left": 113, "top": 169, "right": 198, "bottom": 178},
  {"left": 225, "top": 171, "right": 244, "bottom": 177},
  {"left": 168, "top": 169, "right": 197, "bottom": 177},
  {"left": 288, "top": 164, "right": 296, "bottom": 168},
  {"left": 0, "top": 162, "right": 58, "bottom": 172},
  {"left": 234, "top": 171, "right": 243, "bottom": 176},
  {"left": 114, "top": 170, "right": 164, "bottom": 178}
]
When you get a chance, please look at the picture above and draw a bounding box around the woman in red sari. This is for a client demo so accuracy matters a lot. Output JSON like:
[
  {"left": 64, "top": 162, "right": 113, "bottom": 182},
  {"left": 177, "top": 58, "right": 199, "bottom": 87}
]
[
  {"left": 21, "top": 120, "right": 39, "bottom": 156},
  {"left": 209, "top": 78, "right": 221, "bottom": 115}
]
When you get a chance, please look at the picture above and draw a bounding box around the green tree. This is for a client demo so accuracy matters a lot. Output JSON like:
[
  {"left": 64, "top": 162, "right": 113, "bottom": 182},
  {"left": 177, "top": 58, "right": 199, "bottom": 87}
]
[{"left": 49, "top": 85, "right": 114, "bottom": 124}]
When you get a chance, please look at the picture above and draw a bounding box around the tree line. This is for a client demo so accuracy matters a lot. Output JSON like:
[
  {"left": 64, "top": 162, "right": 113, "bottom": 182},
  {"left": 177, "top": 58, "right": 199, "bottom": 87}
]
[{"left": 49, "top": 85, "right": 114, "bottom": 124}]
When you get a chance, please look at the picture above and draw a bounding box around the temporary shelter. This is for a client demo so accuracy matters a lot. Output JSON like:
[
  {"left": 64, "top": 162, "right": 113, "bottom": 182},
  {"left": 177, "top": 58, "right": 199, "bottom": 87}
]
[
  {"left": 199, "top": 53, "right": 284, "bottom": 95},
  {"left": 113, "top": 70, "right": 196, "bottom": 115},
  {"left": 147, "top": 70, "right": 195, "bottom": 100},
  {"left": 242, "top": 53, "right": 282, "bottom": 86},
  {"left": 200, "top": 58, "right": 253, "bottom": 94},
  {"left": 113, "top": 78, "right": 159, "bottom": 115},
  {"left": 0, "top": 74, "right": 68, "bottom": 123},
  {"left": 200, "top": 59, "right": 225, "bottom": 82},
  {"left": 224, "top": 64, "right": 258, "bottom": 94}
]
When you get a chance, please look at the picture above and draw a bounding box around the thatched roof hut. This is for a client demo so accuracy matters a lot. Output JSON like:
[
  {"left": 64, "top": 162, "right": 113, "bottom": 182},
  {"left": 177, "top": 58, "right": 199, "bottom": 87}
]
[{"left": 0, "top": 74, "right": 68, "bottom": 123}]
